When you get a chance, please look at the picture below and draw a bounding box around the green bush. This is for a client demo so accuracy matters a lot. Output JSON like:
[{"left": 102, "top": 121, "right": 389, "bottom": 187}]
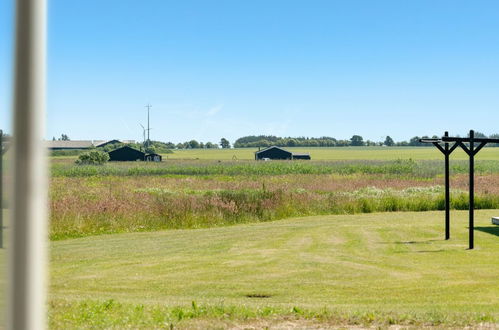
[{"left": 75, "top": 150, "right": 109, "bottom": 165}]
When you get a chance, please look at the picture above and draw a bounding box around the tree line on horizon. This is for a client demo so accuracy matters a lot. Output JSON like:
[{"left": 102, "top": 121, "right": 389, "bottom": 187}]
[
  {"left": 233, "top": 133, "right": 499, "bottom": 148},
  {"left": 145, "top": 133, "right": 499, "bottom": 149},
  {"left": 50, "top": 132, "right": 499, "bottom": 151}
]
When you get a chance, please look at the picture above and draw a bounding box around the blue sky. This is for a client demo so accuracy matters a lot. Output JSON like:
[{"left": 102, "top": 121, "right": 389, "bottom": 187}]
[{"left": 2, "top": 0, "right": 499, "bottom": 143}]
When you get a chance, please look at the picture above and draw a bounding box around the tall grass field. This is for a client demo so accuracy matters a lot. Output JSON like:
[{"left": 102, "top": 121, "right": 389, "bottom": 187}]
[{"left": 49, "top": 157, "right": 499, "bottom": 240}]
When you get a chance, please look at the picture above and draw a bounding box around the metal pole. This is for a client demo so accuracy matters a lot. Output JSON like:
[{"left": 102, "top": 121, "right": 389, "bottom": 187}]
[
  {"left": 145, "top": 104, "right": 151, "bottom": 146},
  {"left": 444, "top": 131, "right": 450, "bottom": 240},
  {"left": 9, "top": 0, "right": 48, "bottom": 328},
  {"left": 469, "top": 130, "right": 474, "bottom": 249}
]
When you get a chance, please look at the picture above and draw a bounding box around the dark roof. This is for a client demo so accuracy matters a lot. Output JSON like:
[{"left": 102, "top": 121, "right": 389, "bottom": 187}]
[
  {"left": 95, "top": 139, "right": 122, "bottom": 147},
  {"left": 255, "top": 146, "right": 291, "bottom": 155},
  {"left": 255, "top": 146, "right": 310, "bottom": 157},
  {"left": 108, "top": 146, "right": 145, "bottom": 161},
  {"left": 108, "top": 145, "right": 144, "bottom": 155}
]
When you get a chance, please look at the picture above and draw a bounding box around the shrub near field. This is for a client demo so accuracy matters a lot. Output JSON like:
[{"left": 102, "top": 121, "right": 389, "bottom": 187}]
[{"left": 49, "top": 159, "right": 499, "bottom": 240}]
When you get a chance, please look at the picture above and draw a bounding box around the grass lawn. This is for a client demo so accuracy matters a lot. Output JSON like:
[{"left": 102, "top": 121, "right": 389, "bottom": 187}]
[
  {"left": 50, "top": 210, "right": 499, "bottom": 328},
  {"left": 165, "top": 146, "right": 499, "bottom": 161}
]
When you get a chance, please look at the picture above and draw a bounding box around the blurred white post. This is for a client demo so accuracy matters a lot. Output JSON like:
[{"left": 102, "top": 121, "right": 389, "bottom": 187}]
[{"left": 9, "top": 0, "right": 48, "bottom": 329}]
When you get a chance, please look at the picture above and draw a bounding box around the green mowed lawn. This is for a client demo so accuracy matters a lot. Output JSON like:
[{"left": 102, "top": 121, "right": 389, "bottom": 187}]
[
  {"left": 50, "top": 210, "right": 499, "bottom": 328},
  {"left": 166, "top": 146, "right": 499, "bottom": 161}
]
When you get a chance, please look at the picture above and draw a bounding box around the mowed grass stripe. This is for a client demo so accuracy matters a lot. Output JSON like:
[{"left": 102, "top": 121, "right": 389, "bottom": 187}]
[{"left": 50, "top": 210, "right": 499, "bottom": 326}]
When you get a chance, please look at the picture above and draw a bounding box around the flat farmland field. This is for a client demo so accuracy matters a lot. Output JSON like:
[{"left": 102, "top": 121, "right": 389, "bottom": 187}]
[{"left": 165, "top": 146, "right": 499, "bottom": 161}]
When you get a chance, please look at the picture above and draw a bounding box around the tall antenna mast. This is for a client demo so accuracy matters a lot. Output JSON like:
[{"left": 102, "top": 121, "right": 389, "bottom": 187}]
[{"left": 145, "top": 103, "right": 152, "bottom": 146}]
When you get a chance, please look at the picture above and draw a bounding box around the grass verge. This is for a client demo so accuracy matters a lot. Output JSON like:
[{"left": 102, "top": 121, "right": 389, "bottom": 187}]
[
  {"left": 49, "top": 299, "right": 497, "bottom": 329},
  {"left": 50, "top": 210, "right": 499, "bottom": 328}
]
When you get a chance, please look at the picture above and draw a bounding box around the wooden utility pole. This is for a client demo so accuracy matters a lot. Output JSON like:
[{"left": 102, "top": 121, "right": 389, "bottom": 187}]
[{"left": 421, "top": 130, "right": 490, "bottom": 250}]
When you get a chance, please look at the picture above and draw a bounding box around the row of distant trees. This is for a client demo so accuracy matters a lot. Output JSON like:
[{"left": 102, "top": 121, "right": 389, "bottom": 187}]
[
  {"left": 234, "top": 133, "right": 499, "bottom": 148},
  {"left": 173, "top": 138, "right": 231, "bottom": 149},
  {"left": 234, "top": 135, "right": 400, "bottom": 147}
]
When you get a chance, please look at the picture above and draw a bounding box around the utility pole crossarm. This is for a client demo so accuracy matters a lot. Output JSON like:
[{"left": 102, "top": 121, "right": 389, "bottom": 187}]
[{"left": 442, "top": 136, "right": 499, "bottom": 144}]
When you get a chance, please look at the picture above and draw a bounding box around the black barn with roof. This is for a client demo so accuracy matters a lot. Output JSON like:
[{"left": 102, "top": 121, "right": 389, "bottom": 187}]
[
  {"left": 108, "top": 146, "right": 145, "bottom": 161},
  {"left": 255, "top": 146, "right": 292, "bottom": 160},
  {"left": 255, "top": 146, "right": 310, "bottom": 160}
]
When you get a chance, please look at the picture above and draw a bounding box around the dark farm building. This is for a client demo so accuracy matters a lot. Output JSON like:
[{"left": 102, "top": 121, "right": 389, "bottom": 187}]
[
  {"left": 255, "top": 146, "right": 311, "bottom": 160},
  {"left": 108, "top": 146, "right": 163, "bottom": 162},
  {"left": 108, "top": 146, "right": 145, "bottom": 161}
]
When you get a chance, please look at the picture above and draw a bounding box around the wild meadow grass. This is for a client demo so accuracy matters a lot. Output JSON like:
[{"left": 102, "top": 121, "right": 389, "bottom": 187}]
[
  {"left": 52, "top": 159, "right": 430, "bottom": 177},
  {"left": 47, "top": 158, "right": 499, "bottom": 240},
  {"left": 49, "top": 175, "right": 499, "bottom": 240},
  {"left": 52, "top": 158, "right": 499, "bottom": 178}
]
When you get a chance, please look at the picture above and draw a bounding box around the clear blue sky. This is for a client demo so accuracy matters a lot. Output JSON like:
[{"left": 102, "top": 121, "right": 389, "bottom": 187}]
[{"left": 2, "top": 0, "right": 499, "bottom": 143}]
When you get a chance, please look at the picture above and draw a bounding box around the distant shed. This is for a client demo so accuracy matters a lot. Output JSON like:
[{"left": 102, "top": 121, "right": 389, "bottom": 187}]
[
  {"left": 108, "top": 146, "right": 145, "bottom": 161},
  {"left": 255, "top": 146, "right": 311, "bottom": 160},
  {"left": 255, "top": 146, "right": 292, "bottom": 160}
]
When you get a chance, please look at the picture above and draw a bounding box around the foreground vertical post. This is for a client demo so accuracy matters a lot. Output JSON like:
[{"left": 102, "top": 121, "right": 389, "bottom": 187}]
[
  {"left": 0, "top": 129, "right": 3, "bottom": 249},
  {"left": 426, "top": 131, "right": 495, "bottom": 249},
  {"left": 444, "top": 131, "right": 450, "bottom": 240},
  {"left": 428, "top": 133, "right": 456, "bottom": 240},
  {"left": 469, "top": 130, "right": 474, "bottom": 250},
  {"left": 9, "top": 0, "right": 48, "bottom": 329}
]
